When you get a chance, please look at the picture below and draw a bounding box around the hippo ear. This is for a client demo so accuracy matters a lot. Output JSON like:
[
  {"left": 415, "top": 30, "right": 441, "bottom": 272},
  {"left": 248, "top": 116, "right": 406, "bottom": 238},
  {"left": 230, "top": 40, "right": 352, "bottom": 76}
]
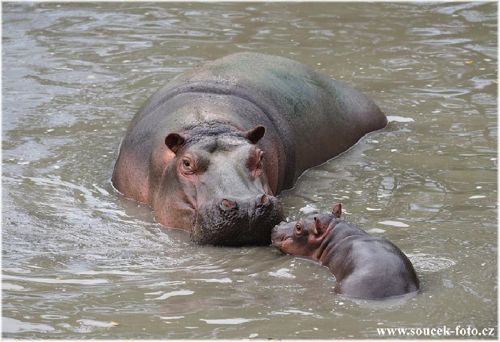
[
  {"left": 165, "top": 133, "right": 186, "bottom": 154},
  {"left": 244, "top": 125, "right": 266, "bottom": 144},
  {"left": 332, "top": 203, "right": 342, "bottom": 218}
]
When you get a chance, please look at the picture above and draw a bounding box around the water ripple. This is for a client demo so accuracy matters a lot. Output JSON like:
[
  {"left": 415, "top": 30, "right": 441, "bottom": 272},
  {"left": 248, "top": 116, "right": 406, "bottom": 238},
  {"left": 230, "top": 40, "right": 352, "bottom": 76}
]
[{"left": 2, "top": 1, "right": 497, "bottom": 339}]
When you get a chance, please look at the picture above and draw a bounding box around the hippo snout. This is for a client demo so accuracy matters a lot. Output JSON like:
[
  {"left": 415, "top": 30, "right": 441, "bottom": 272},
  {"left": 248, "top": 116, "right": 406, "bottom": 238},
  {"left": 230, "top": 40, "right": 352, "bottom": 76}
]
[
  {"left": 192, "top": 194, "right": 284, "bottom": 246},
  {"left": 271, "top": 221, "right": 293, "bottom": 249},
  {"left": 271, "top": 222, "right": 284, "bottom": 239},
  {"left": 270, "top": 227, "right": 283, "bottom": 246}
]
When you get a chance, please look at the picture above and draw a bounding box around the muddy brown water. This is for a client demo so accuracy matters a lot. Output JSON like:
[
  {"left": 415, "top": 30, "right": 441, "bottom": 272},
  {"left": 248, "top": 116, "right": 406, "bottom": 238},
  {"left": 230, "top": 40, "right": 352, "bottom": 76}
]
[{"left": 2, "top": 2, "right": 497, "bottom": 339}]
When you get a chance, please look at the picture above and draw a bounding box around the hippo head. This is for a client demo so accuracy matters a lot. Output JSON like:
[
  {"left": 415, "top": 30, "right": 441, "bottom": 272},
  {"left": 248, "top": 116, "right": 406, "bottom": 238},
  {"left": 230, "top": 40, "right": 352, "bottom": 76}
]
[
  {"left": 162, "top": 123, "right": 284, "bottom": 246},
  {"left": 271, "top": 204, "right": 342, "bottom": 256}
]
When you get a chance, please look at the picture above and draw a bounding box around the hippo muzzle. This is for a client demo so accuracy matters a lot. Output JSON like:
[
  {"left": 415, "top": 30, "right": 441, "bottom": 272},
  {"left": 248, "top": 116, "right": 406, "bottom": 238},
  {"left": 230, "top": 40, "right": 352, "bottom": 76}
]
[
  {"left": 271, "top": 221, "right": 294, "bottom": 250},
  {"left": 192, "top": 194, "right": 284, "bottom": 246}
]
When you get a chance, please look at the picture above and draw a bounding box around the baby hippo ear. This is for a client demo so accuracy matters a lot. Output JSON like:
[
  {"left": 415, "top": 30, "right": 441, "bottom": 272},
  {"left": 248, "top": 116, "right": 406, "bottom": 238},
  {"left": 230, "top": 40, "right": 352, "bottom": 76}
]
[
  {"left": 165, "top": 133, "right": 186, "bottom": 154},
  {"left": 311, "top": 217, "right": 322, "bottom": 236},
  {"left": 244, "top": 125, "right": 266, "bottom": 144},
  {"left": 332, "top": 203, "right": 342, "bottom": 218}
]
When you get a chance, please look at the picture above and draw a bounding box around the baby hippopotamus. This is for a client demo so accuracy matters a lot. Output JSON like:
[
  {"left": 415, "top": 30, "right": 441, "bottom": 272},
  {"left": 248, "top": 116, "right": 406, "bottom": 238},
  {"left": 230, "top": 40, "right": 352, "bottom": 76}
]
[{"left": 271, "top": 204, "right": 419, "bottom": 300}]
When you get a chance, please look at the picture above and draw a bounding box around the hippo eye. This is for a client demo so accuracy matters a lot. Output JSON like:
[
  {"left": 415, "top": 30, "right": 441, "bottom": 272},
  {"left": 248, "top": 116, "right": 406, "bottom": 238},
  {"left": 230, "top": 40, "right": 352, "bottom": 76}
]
[
  {"left": 256, "top": 152, "right": 265, "bottom": 168},
  {"left": 258, "top": 151, "right": 264, "bottom": 162},
  {"left": 295, "top": 223, "right": 302, "bottom": 235},
  {"left": 249, "top": 150, "right": 264, "bottom": 178},
  {"left": 181, "top": 158, "right": 195, "bottom": 174}
]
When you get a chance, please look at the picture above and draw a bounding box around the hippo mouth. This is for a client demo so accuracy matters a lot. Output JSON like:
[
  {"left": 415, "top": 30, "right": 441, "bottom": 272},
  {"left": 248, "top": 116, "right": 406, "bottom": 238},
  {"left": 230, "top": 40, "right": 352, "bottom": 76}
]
[
  {"left": 191, "top": 195, "right": 284, "bottom": 246},
  {"left": 271, "top": 232, "right": 291, "bottom": 249}
]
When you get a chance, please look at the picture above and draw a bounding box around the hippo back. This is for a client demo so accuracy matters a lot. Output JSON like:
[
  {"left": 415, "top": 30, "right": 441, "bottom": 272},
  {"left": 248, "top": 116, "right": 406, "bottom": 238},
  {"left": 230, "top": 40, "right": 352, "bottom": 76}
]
[{"left": 119, "top": 52, "right": 387, "bottom": 194}]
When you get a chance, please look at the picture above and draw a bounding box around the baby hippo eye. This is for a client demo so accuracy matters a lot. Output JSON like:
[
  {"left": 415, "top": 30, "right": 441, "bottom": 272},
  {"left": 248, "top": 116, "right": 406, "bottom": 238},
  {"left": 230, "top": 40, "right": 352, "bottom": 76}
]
[
  {"left": 295, "top": 223, "right": 302, "bottom": 235},
  {"left": 183, "top": 159, "right": 191, "bottom": 168}
]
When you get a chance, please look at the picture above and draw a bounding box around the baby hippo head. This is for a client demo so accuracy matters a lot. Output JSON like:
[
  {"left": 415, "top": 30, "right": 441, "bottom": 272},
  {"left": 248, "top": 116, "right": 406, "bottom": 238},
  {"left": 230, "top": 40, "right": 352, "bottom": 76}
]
[{"left": 272, "top": 204, "right": 342, "bottom": 257}]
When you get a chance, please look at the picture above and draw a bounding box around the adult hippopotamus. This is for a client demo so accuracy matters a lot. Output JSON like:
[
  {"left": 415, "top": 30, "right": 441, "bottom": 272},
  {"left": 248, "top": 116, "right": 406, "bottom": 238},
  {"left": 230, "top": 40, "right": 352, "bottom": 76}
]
[
  {"left": 112, "top": 52, "right": 387, "bottom": 246},
  {"left": 271, "top": 204, "right": 420, "bottom": 299}
]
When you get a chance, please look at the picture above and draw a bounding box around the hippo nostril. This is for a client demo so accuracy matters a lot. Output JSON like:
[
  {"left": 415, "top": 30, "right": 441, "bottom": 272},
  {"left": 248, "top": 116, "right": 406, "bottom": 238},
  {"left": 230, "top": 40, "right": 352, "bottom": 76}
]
[
  {"left": 220, "top": 199, "right": 237, "bottom": 211},
  {"left": 257, "top": 194, "right": 271, "bottom": 207}
]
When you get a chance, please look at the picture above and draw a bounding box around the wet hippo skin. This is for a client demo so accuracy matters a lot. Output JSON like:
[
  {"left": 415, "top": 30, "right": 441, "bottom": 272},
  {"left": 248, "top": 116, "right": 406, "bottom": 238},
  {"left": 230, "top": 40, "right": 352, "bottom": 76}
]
[
  {"left": 272, "top": 204, "right": 420, "bottom": 299},
  {"left": 112, "top": 53, "right": 387, "bottom": 246}
]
